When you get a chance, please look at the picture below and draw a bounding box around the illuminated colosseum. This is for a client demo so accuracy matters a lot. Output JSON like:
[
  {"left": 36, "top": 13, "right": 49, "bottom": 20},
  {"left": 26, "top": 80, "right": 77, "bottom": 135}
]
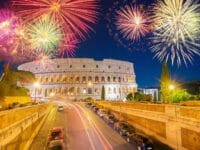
[{"left": 18, "top": 58, "right": 137, "bottom": 100}]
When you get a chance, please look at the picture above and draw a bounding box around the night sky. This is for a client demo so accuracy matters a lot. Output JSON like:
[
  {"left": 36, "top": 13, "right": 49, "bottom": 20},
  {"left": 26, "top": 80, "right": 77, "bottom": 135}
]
[{"left": 0, "top": 0, "right": 200, "bottom": 88}]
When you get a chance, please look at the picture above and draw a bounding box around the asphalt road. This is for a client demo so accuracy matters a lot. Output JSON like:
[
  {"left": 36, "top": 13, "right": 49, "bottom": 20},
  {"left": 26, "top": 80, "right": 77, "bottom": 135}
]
[{"left": 31, "top": 102, "right": 136, "bottom": 150}]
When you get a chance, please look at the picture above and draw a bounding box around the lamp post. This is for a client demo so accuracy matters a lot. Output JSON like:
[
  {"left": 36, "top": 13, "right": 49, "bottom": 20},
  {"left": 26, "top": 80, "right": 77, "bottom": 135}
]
[{"left": 33, "top": 82, "right": 40, "bottom": 102}]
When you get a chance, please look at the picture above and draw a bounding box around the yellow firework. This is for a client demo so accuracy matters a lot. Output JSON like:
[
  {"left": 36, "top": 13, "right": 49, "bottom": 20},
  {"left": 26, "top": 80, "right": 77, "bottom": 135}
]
[{"left": 151, "top": 0, "right": 200, "bottom": 66}]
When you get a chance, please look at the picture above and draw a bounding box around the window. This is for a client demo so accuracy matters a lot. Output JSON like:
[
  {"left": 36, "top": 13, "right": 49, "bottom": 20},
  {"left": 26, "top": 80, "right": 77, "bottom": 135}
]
[
  {"left": 70, "top": 65, "right": 72, "bottom": 68},
  {"left": 119, "top": 66, "right": 121, "bottom": 69},
  {"left": 114, "top": 88, "right": 117, "bottom": 94},
  {"left": 88, "top": 88, "right": 92, "bottom": 94},
  {"left": 76, "top": 77, "right": 80, "bottom": 83},
  {"left": 108, "top": 88, "right": 111, "bottom": 94},
  {"left": 70, "top": 77, "right": 74, "bottom": 83},
  {"left": 63, "top": 77, "right": 67, "bottom": 82},
  {"left": 57, "top": 65, "right": 60, "bottom": 68},
  {"left": 88, "top": 76, "right": 92, "bottom": 82},
  {"left": 82, "top": 76, "right": 86, "bottom": 82},
  {"left": 96, "top": 65, "right": 99, "bottom": 68},
  {"left": 83, "top": 65, "right": 86, "bottom": 68},
  {"left": 95, "top": 76, "right": 99, "bottom": 83},
  {"left": 107, "top": 76, "right": 111, "bottom": 82},
  {"left": 118, "top": 77, "right": 121, "bottom": 82},
  {"left": 108, "top": 65, "right": 111, "bottom": 69},
  {"left": 77, "top": 88, "right": 80, "bottom": 94},
  {"left": 101, "top": 77, "right": 105, "bottom": 82}
]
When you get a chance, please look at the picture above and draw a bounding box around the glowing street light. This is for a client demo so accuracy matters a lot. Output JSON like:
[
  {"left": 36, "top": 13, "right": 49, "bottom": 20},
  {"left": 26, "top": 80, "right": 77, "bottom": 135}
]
[
  {"left": 87, "top": 81, "right": 93, "bottom": 87},
  {"left": 169, "top": 84, "right": 175, "bottom": 91},
  {"left": 34, "top": 82, "right": 40, "bottom": 88},
  {"left": 50, "top": 92, "right": 55, "bottom": 97}
]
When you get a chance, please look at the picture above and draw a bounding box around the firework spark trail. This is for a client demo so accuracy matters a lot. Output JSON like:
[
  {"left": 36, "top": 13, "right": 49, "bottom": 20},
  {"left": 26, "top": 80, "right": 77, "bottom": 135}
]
[
  {"left": 116, "top": 5, "right": 151, "bottom": 41},
  {"left": 151, "top": 0, "right": 200, "bottom": 66}
]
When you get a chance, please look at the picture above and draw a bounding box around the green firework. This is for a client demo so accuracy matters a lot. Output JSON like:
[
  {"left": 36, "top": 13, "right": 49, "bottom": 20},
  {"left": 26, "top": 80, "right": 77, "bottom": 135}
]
[{"left": 28, "top": 16, "right": 62, "bottom": 53}]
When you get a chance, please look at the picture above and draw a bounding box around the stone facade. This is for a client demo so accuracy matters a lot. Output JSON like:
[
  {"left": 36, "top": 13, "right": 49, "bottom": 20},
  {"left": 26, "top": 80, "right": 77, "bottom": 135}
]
[{"left": 18, "top": 58, "right": 137, "bottom": 100}]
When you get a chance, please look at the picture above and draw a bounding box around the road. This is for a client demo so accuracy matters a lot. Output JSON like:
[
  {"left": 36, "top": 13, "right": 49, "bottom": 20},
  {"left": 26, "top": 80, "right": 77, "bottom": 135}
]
[{"left": 31, "top": 102, "right": 136, "bottom": 150}]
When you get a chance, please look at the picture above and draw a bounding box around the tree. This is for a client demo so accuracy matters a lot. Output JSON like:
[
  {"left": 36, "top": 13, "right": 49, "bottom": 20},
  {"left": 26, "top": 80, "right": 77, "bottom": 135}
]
[
  {"left": 101, "top": 85, "right": 105, "bottom": 100},
  {"left": 126, "top": 93, "right": 134, "bottom": 101},
  {"left": 160, "top": 62, "right": 171, "bottom": 103},
  {"left": 0, "top": 64, "right": 35, "bottom": 99},
  {"left": 134, "top": 92, "right": 143, "bottom": 101}
]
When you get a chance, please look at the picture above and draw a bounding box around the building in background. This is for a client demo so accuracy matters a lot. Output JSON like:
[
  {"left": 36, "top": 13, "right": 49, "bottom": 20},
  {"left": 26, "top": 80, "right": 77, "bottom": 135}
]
[
  {"left": 141, "top": 87, "right": 160, "bottom": 102},
  {"left": 18, "top": 58, "right": 137, "bottom": 100}
]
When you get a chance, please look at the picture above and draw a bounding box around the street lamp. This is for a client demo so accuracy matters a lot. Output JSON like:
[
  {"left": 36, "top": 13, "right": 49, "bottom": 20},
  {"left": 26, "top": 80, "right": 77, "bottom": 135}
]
[
  {"left": 87, "top": 81, "right": 93, "bottom": 87},
  {"left": 33, "top": 81, "right": 40, "bottom": 102},
  {"left": 169, "top": 84, "right": 175, "bottom": 91}
]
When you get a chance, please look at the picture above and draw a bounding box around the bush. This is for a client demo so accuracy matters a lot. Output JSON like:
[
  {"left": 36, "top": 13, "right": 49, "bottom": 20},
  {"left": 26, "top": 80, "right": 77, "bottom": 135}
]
[
  {"left": 85, "top": 97, "right": 93, "bottom": 102},
  {"left": 134, "top": 92, "right": 152, "bottom": 102},
  {"left": 126, "top": 93, "right": 134, "bottom": 101},
  {"left": 171, "top": 89, "right": 191, "bottom": 103}
]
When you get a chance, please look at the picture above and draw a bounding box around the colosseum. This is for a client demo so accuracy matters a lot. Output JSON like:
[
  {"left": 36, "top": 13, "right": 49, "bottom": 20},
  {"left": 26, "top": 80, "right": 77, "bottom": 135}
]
[{"left": 18, "top": 58, "right": 138, "bottom": 100}]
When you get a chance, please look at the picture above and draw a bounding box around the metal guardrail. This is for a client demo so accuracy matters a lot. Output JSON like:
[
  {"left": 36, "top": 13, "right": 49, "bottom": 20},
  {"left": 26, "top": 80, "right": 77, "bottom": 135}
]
[{"left": 0, "top": 109, "right": 47, "bottom": 148}]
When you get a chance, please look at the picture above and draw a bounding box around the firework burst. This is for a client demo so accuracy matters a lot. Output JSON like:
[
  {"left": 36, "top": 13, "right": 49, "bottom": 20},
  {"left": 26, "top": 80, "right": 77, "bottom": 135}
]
[
  {"left": 27, "top": 16, "right": 62, "bottom": 53},
  {"left": 0, "top": 9, "right": 31, "bottom": 64},
  {"left": 116, "top": 5, "right": 152, "bottom": 41},
  {"left": 12, "top": 0, "right": 99, "bottom": 45},
  {"left": 151, "top": 0, "right": 200, "bottom": 66},
  {"left": 0, "top": 9, "right": 18, "bottom": 42},
  {"left": 106, "top": 1, "right": 152, "bottom": 51}
]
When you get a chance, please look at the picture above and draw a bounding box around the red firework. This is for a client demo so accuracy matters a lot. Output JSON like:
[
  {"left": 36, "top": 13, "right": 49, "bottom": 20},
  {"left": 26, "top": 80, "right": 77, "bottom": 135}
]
[
  {"left": 116, "top": 5, "right": 152, "bottom": 41},
  {"left": 11, "top": 0, "right": 99, "bottom": 41},
  {"left": 0, "top": 8, "right": 31, "bottom": 64}
]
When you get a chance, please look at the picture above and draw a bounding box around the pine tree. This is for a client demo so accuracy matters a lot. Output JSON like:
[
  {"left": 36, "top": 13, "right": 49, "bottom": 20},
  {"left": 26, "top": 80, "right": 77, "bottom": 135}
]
[
  {"left": 160, "top": 62, "right": 171, "bottom": 103},
  {"left": 101, "top": 85, "right": 105, "bottom": 100}
]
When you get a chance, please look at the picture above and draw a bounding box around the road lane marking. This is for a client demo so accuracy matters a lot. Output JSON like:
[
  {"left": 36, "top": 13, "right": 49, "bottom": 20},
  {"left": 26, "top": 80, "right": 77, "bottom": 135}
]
[
  {"left": 69, "top": 103, "right": 96, "bottom": 150},
  {"left": 75, "top": 104, "right": 113, "bottom": 150},
  {"left": 74, "top": 104, "right": 108, "bottom": 150}
]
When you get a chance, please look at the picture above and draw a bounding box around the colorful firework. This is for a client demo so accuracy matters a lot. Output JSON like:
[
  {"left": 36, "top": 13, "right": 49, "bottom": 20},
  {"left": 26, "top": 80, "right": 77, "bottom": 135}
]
[
  {"left": 0, "top": 9, "right": 31, "bottom": 64},
  {"left": 12, "top": 0, "right": 99, "bottom": 46},
  {"left": 33, "top": 51, "right": 56, "bottom": 71},
  {"left": 116, "top": 5, "right": 152, "bottom": 41},
  {"left": 106, "top": 1, "right": 152, "bottom": 51},
  {"left": 27, "top": 16, "right": 62, "bottom": 53},
  {"left": 58, "top": 36, "right": 79, "bottom": 57},
  {"left": 151, "top": 0, "right": 200, "bottom": 66},
  {"left": 0, "top": 9, "right": 18, "bottom": 42}
]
